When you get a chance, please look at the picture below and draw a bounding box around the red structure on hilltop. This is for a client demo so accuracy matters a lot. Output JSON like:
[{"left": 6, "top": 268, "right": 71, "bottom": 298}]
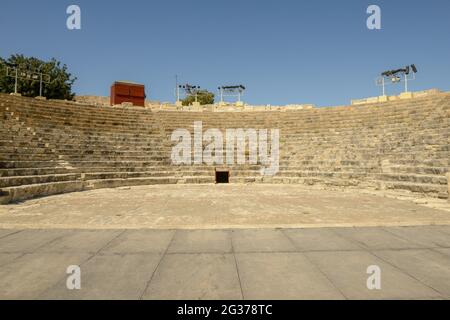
[{"left": 110, "top": 81, "right": 146, "bottom": 107}]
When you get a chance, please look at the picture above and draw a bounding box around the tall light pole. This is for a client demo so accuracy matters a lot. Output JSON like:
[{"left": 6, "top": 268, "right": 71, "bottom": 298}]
[
  {"left": 40, "top": 74, "right": 43, "bottom": 97},
  {"left": 404, "top": 72, "right": 408, "bottom": 93},
  {"left": 14, "top": 68, "right": 18, "bottom": 94},
  {"left": 175, "top": 75, "right": 180, "bottom": 102}
]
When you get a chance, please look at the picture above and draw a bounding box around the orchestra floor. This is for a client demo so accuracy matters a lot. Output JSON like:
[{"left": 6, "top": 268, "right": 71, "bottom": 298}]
[{"left": 0, "top": 184, "right": 449, "bottom": 230}]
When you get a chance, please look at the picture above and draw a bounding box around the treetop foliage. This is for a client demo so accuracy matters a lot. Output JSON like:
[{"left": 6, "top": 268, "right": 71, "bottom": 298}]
[
  {"left": 182, "top": 89, "right": 215, "bottom": 106},
  {"left": 0, "top": 54, "right": 77, "bottom": 100}
]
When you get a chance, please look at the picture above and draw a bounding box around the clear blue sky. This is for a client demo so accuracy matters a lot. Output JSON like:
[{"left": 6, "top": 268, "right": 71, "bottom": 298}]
[{"left": 1, "top": 0, "right": 449, "bottom": 106}]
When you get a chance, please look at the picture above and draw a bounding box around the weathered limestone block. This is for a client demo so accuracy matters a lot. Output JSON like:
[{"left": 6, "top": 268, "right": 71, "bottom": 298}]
[
  {"left": 400, "top": 92, "right": 413, "bottom": 100},
  {"left": 378, "top": 95, "right": 389, "bottom": 102},
  {"left": 0, "top": 190, "right": 11, "bottom": 205}
]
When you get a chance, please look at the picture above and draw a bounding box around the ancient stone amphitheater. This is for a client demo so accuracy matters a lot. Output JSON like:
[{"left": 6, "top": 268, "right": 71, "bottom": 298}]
[{"left": 1, "top": 91, "right": 449, "bottom": 205}]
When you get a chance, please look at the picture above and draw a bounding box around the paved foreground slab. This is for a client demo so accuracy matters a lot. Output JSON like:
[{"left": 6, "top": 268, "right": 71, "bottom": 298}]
[
  {"left": 0, "top": 185, "right": 449, "bottom": 229},
  {"left": 0, "top": 226, "right": 449, "bottom": 300}
]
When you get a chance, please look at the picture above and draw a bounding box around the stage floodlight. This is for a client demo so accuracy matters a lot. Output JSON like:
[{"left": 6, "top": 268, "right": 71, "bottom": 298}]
[{"left": 405, "top": 66, "right": 410, "bottom": 75}]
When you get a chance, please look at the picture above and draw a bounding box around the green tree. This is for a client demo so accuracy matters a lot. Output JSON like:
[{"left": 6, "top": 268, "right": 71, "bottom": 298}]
[
  {"left": 0, "top": 54, "right": 77, "bottom": 100},
  {"left": 182, "top": 90, "right": 214, "bottom": 106}
]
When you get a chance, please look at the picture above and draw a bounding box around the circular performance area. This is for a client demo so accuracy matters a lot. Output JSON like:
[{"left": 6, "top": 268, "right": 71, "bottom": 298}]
[{"left": 0, "top": 184, "right": 449, "bottom": 229}]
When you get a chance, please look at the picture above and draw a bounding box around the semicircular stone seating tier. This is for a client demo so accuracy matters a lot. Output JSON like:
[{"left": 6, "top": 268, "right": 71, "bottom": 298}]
[{"left": 0, "top": 92, "right": 449, "bottom": 204}]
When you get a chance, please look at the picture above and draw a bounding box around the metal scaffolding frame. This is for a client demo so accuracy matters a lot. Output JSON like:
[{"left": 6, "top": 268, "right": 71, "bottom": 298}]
[
  {"left": 5, "top": 64, "right": 51, "bottom": 96},
  {"left": 217, "top": 85, "right": 246, "bottom": 104},
  {"left": 376, "top": 65, "right": 418, "bottom": 96}
]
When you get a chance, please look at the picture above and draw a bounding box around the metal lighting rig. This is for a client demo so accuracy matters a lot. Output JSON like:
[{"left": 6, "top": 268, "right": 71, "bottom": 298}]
[
  {"left": 376, "top": 64, "right": 418, "bottom": 96},
  {"left": 4, "top": 63, "right": 51, "bottom": 96},
  {"left": 217, "top": 85, "right": 246, "bottom": 104},
  {"left": 177, "top": 83, "right": 202, "bottom": 102}
]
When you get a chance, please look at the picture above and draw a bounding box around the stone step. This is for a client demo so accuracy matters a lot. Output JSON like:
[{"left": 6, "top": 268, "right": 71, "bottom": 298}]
[
  {"left": 0, "top": 166, "right": 217, "bottom": 177},
  {"left": 86, "top": 176, "right": 214, "bottom": 190},
  {"left": 0, "top": 176, "right": 216, "bottom": 204},
  {"left": 0, "top": 180, "right": 86, "bottom": 204},
  {"left": 0, "top": 160, "right": 169, "bottom": 169},
  {"left": 381, "top": 181, "right": 449, "bottom": 198},
  {"left": 0, "top": 173, "right": 82, "bottom": 188},
  {"left": 377, "top": 173, "right": 449, "bottom": 185},
  {"left": 0, "top": 170, "right": 217, "bottom": 188}
]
